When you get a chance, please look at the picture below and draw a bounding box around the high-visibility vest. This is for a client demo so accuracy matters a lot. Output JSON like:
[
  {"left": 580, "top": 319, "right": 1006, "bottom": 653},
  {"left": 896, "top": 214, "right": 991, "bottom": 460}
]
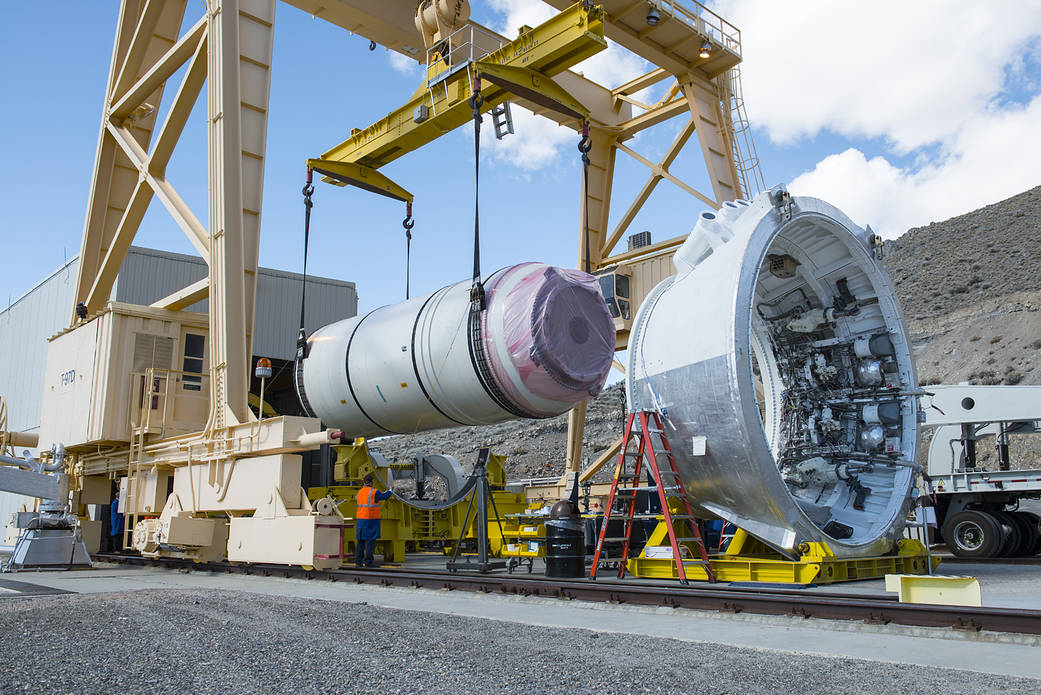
[{"left": 356, "top": 486, "right": 381, "bottom": 520}]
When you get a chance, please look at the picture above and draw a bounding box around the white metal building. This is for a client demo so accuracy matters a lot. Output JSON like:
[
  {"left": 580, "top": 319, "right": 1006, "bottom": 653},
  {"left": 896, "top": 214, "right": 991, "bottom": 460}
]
[{"left": 0, "top": 247, "right": 357, "bottom": 531}]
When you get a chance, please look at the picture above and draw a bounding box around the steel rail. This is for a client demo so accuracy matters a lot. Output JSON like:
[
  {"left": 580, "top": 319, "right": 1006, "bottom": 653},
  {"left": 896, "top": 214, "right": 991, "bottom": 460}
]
[{"left": 93, "top": 553, "right": 1041, "bottom": 636}]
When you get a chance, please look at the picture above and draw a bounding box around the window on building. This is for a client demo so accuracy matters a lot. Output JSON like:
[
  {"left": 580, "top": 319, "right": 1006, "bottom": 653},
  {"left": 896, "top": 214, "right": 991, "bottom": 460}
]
[{"left": 182, "top": 333, "right": 205, "bottom": 391}]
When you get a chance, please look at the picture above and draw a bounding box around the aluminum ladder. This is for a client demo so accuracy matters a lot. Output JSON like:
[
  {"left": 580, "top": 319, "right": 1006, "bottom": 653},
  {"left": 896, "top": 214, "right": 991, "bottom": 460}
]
[{"left": 590, "top": 410, "right": 715, "bottom": 584}]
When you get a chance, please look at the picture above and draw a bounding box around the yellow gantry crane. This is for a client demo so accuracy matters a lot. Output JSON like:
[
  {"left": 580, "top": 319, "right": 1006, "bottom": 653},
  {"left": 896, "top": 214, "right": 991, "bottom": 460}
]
[{"left": 55, "top": 0, "right": 761, "bottom": 568}]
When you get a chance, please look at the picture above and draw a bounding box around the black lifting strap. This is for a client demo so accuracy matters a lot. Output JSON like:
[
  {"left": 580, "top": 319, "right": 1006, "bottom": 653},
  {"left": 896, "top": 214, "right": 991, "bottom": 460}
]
[
  {"left": 469, "top": 76, "right": 486, "bottom": 311},
  {"left": 403, "top": 201, "right": 415, "bottom": 299},
  {"left": 297, "top": 168, "right": 315, "bottom": 360},
  {"left": 579, "top": 121, "right": 592, "bottom": 274}
]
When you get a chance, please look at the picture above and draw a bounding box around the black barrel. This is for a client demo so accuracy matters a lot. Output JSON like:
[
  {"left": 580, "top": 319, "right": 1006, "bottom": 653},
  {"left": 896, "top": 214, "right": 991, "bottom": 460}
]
[{"left": 545, "top": 517, "right": 585, "bottom": 578}]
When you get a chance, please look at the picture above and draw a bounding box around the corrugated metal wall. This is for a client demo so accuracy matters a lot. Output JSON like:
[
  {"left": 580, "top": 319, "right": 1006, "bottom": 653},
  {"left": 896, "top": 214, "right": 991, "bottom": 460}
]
[
  {"left": 0, "top": 248, "right": 356, "bottom": 532},
  {"left": 113, "top": 247, "right": 358, "bottom": 359},
  {"left": 0, "top": 258, "right": 79, "bottom": 434},
  {"left": 1, "top": 246, "right": 356, "bottom": 435},
  {"left": 0, "top": 258, "right": 79, "bottom": 534}
]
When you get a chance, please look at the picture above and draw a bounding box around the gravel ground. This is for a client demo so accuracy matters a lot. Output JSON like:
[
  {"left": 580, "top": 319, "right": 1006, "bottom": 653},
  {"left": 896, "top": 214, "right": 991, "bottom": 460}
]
[{"left": 2, "top": 589, "right": 1040, "bottom": 695}]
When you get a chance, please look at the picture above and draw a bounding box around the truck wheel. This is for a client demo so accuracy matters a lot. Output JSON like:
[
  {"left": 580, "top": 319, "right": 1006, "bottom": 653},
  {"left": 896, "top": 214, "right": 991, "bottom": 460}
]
[
  {"left": 992, "top": 512, "right": 1021, "bottom": 557},
  {"left": 1004, "top": 512, "right": 1035, "bottom": 556},
  {"left": 943, "top": 511, "right": 1002, "bottom": 559},
  {"left": 1015, "top": 512, "right": 1041, "bottom": 556}
]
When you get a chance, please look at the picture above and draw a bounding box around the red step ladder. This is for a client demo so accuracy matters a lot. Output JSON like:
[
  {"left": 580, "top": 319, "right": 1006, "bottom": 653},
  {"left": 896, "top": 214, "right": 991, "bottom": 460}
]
[{"left": 590, "top": 410, "right": 715, "bottom": 584}]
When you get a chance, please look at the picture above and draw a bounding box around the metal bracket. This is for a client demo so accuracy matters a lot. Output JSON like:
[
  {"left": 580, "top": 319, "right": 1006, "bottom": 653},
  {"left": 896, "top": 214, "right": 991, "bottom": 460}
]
[
  {"left": 490, "top": 100, "right": 515, "bottom": 140},
  {"left": 866, "top": 224, "right": 884, "bottom": 260},
  {"left": 770, "top": 186, "right": 794, "bottom": 222}
]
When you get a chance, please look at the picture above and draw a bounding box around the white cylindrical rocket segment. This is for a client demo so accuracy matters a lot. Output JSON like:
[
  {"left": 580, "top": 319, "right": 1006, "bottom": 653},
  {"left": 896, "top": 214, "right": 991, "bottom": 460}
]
[{"left": 297, "top": 262, "right": 615, "bottom": 437}]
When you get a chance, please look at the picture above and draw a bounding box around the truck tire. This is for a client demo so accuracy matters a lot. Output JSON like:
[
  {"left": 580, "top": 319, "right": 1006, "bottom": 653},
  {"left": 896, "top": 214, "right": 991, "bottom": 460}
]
[
  {"left": 1005, "top": 512, "right": 1035, "bottom": 556},
  {"left": 943, "top": 510, "right": 1002, "bottom": 559},
  {"left": 992, "top": 511, "right": 1021, "bottom": 557},
  {"left": 1016, "top": 512, "right": 1041, "bottom": 556}
]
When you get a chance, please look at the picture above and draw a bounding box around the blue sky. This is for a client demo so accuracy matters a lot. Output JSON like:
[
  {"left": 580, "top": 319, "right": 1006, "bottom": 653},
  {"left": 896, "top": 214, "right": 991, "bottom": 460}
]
[{"left": 1, "top": 1, "right": 1039, "bottom": 316}]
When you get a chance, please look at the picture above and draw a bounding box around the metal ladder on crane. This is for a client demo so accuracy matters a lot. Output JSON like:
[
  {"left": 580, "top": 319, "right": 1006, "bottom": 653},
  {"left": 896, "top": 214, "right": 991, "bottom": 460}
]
[{"left": 591, "top": 410, "right": 715, "bottom": 584}]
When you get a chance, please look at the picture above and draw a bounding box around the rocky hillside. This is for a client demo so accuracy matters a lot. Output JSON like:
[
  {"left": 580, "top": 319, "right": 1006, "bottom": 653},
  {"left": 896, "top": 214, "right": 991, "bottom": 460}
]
[
  {"left": 373, "top": 186, "right": 1041, "bottom": 478},
  {"left": 374, "top": 383, "right": 629, "bottom": 482},
  {"left": 884, "top": 185, "right": 1041, "bottom": 387}
]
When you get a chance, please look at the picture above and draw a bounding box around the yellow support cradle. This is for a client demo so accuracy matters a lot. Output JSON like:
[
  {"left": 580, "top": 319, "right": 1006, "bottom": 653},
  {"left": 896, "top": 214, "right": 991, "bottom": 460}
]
[{"left": 627, "top": 525, "right": 941, "bottom": 585}]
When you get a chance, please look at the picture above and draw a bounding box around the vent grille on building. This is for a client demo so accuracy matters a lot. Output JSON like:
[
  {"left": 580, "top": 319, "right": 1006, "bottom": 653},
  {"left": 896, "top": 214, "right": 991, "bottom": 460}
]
[
  {"left": 627, "top": 231, "right": 652, "bottom": 251},
  {"left": 132, "top": 334, "right": 175, "bottom": 374}
]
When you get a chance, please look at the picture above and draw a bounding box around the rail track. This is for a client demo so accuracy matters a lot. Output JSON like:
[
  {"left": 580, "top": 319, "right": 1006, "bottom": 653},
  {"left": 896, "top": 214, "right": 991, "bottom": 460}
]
[{"left": 94, "top": 552, "right": 1041, "bottom": 636}]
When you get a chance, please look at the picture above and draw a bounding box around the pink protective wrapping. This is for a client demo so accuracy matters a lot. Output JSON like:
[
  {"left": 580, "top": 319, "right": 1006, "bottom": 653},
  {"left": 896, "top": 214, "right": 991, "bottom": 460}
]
[{"left": 483, "top": 263, "right": 616, "bottom": 416}]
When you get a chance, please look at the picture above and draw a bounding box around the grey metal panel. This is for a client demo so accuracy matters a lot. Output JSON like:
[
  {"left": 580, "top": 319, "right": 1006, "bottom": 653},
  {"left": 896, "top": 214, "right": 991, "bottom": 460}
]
[
  {"left": 0, "top": 257, "right": 79, "bottom": 435},
  {"left": 0, "top": 467, "right": 59, "bottom": 499},
  {"left": 116, "top": 247, "right": 358, "bottom": 361},
  {"left": 252, "top": 268, "right": 358, "bottom": 360},
  {"left": 115, "top": 247, "right": 208, "bottom": 310},
  {"left": 0, "top": 247, "right": 356, "bottom": 437}
]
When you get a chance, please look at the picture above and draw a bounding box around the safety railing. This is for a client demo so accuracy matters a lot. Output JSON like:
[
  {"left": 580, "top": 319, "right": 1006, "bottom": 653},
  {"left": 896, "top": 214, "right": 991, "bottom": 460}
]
[
  {"left": 654, "top": 0, "right": 742, "bottom": 56},
  {"left": 129, "top": 367, "right": 209, "bottom": 439},
  {"left": 426, "top": 22, "right": 507, "bottom": 88}
]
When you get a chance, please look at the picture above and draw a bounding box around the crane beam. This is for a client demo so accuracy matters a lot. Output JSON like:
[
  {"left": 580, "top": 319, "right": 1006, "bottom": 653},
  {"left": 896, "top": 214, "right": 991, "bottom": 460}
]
[{"left": 314, "top": 2, "right": 606, "bottom": 170}]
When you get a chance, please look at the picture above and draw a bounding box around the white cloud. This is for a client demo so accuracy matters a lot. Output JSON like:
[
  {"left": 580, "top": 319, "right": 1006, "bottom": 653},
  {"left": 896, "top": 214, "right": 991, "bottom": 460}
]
[
  {"left": 481, "top": 104, "right": 574, "bottom": 170},
  {"left": 485, "top": 0, "right": 555, "bottom": 36},
  {"left": 712, "top": 0, "right": 1041, "bottom": 236},
  {"left": 789, "top": 94, "right": 1041, "bottom": 237},
  {"left": 387, "top": 50, "right": 421, "bottom": 76},
  {"left": 717, "top": 0, "right": 1041, "bottom": 151}
]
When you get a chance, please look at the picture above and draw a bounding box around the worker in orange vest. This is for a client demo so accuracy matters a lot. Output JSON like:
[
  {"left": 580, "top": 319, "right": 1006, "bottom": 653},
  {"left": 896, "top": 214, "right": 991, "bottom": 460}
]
[{"left": 355, "top": 473, "right": 393, "bottom": 568}]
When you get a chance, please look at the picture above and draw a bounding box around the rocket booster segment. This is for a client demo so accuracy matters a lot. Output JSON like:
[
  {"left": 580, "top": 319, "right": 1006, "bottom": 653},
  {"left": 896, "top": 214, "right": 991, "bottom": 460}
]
[{"left": 296, "top": 262, "right": 616, "bottom": 438}]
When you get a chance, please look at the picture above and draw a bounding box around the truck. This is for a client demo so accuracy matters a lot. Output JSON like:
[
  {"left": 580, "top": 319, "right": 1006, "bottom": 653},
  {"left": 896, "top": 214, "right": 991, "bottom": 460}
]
[{"left": 921, "top": 384, "right": 1041, "bottom": 558}]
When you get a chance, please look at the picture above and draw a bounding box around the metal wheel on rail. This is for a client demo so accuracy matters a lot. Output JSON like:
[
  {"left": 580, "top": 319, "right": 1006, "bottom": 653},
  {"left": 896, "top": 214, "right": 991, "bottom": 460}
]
[{"left": 942, "top": 510, "right": 1002, "bottom": 559}]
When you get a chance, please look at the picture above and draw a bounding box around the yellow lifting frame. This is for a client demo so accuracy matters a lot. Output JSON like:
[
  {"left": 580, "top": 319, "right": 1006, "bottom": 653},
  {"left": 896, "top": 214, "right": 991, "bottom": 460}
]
[
  {"left": 306, "top": 158, "right": 414, "bottom": 203},
  {"left": 312, "top": 1, "right": 605, "bottom": 173}
]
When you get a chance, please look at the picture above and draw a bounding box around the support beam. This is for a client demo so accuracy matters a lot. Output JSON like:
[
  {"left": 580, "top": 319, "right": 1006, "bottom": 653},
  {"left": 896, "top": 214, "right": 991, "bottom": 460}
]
[
  {"left": 84, "top": 178, "right": 152, "bottom": 311},
  {"left": 150, "top": 31, "right": 209, "bottom": 174},
  {"left": 203, "top": 0, "right": 276, "bottom": 429},
  {"left": 106, "top": 123, "right": 211, "bottom": 260},
  {"left": 151, "top": 278, "right": 209, "bottom": 311},
  {"left": 567, "top": 126, "right": 617, "bottom": 475},
  {"left": 73, "top": 0, "right": 189, "bottom": 325},
  {"left": 110, "top": 16, "right": 208, "bottom": 119},
  {"left": 111, "top": 0, "right": 166, "bottom": 101},
  {"left": 617, "top": 96, "right": 689, "bottom": 138},
  {"left": 207, "top": 0, "right": 249, "bottom": 429},
  {"left": 612, "top": 67, "right": 671, "bottom": 98},
  {"left": 601, "top": 117, "right": 707, "bottom": 257},
  {"left": 680, "top": 75, "right": 742, "bottom": 203}
]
